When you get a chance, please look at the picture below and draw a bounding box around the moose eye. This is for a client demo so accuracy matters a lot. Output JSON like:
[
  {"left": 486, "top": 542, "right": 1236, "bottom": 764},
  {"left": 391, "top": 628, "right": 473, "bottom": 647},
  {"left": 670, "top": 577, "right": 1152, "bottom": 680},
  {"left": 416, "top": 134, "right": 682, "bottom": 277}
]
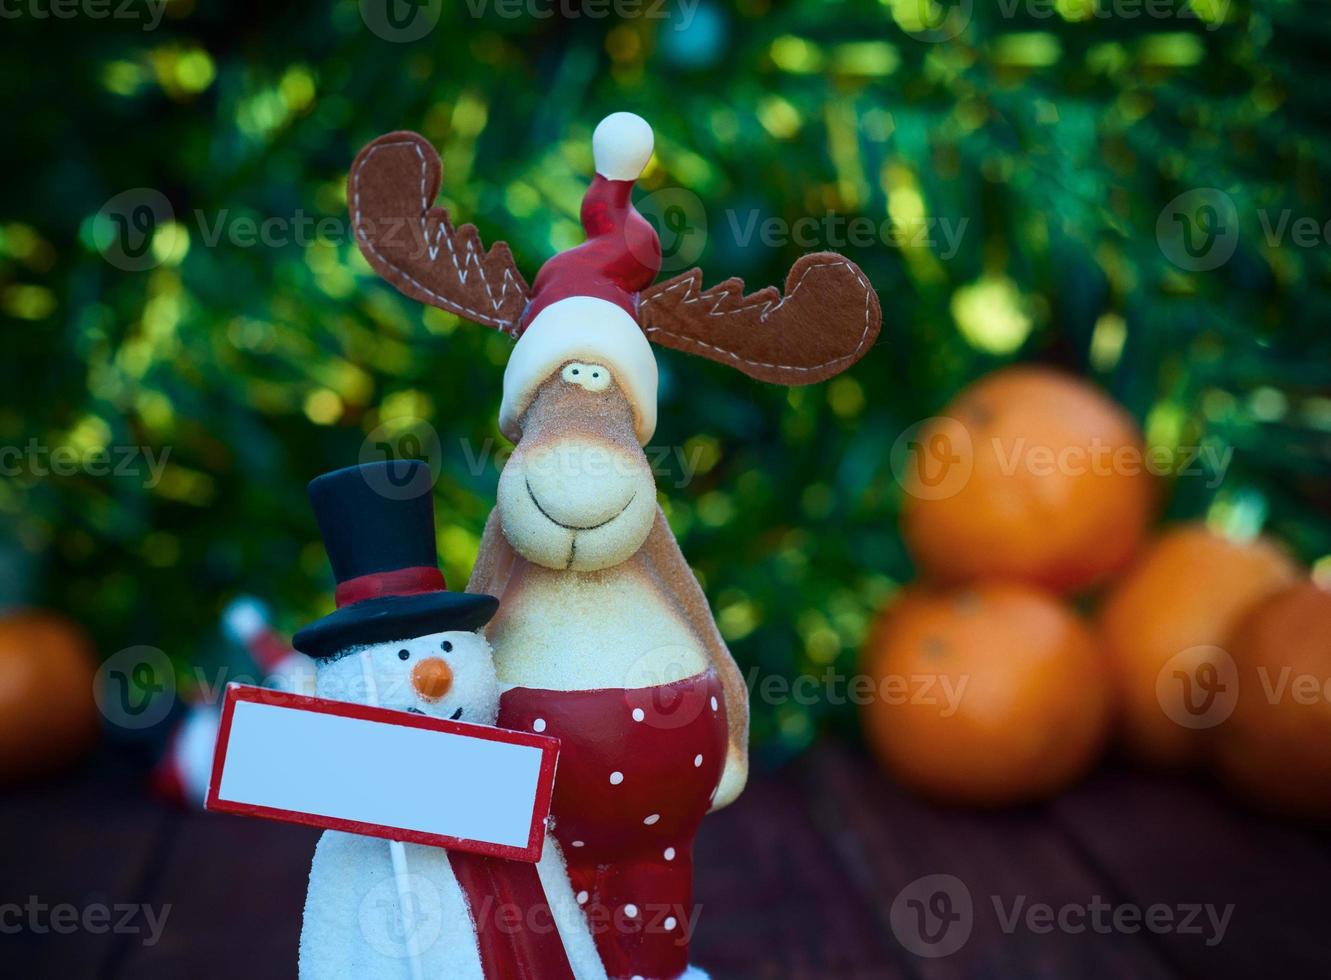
[
  {"left": 441, "top": 640, "right": 453, "bottom": 653},
  {"left": 561, "top": 361, "right": 611, "bottom": 392},
  {"left": 398, "top": 649, "right": 410, "bottom": 661}
]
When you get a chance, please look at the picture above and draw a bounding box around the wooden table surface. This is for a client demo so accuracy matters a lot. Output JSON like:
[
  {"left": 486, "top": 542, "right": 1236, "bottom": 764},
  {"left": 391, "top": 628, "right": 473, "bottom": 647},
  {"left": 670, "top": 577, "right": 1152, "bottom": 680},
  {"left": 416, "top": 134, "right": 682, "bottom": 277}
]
[{"left": 5, "top": 740, "right": 1328, "bottom": 979}]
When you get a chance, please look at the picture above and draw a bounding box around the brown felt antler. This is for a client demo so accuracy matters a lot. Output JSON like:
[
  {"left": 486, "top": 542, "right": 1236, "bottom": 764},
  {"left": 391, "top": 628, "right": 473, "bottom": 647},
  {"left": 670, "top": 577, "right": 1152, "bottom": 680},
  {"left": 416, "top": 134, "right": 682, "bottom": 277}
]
[
  {"left": 639, "top": 252, "right": 881, "bottom": 385},
  {"left": 349, "top": 132, "right": 529, "bottom": 333}
]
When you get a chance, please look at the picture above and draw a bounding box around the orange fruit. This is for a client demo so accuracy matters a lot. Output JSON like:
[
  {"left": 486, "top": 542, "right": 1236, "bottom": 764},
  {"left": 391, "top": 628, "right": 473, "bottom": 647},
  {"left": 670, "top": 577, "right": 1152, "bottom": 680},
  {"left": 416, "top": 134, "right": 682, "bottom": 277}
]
[
  {"left": 1097, "top": 525, "right": 1298, "bottom": 767},
  {"left": 862, "top": 582, "right": 1111, "bottom": 806},
  {"left": 900, "top": 366, "right": 1154, "bottom": 594},
  {"left": 0, "top": 610, "right": 100, "bottom": 782},
  {"left": 1214, "top": 582, "right": 1331, "bottom": 817}
]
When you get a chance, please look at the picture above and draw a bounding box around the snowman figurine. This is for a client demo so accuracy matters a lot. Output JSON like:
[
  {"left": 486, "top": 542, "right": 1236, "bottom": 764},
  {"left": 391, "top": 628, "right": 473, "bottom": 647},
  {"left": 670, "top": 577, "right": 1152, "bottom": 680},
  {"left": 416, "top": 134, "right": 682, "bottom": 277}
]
[{"left": 293, "top": 460, "right": 605, "bottom": 980}]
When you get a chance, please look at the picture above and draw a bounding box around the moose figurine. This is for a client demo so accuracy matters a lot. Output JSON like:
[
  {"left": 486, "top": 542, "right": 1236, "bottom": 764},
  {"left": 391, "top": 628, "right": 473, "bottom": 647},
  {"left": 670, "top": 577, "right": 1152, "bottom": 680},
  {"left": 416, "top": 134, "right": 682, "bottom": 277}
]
[{"left": 349, "top": 112, "right": 881, "bottom": 980}]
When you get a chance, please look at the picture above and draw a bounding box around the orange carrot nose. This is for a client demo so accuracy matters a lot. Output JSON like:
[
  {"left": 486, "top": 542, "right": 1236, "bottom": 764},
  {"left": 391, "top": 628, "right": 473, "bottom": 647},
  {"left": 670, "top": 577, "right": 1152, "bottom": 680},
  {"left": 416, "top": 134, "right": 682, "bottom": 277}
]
[{"left": 411, "top": 657, "right": 453, "bottom": 701}]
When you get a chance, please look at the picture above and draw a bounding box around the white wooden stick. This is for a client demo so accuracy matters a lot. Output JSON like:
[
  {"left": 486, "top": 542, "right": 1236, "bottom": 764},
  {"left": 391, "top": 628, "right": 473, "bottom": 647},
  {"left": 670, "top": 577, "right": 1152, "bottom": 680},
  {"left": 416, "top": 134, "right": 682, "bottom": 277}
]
[{"left": 360, "top": 652, "right": 427, "bottom": 980}]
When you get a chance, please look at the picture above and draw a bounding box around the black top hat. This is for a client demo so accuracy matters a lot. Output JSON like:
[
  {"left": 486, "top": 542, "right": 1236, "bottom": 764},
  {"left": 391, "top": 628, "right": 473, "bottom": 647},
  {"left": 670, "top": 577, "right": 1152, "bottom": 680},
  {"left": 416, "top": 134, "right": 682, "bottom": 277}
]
[{"left": 292, "top": 460, "right": 498, "bottom": 660}]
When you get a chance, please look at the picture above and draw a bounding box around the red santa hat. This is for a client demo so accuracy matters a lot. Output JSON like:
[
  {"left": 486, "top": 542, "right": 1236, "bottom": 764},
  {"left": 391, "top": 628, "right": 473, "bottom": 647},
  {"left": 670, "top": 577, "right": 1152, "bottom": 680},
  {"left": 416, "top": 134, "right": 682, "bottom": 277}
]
[{"left": 498, "top": 112, "right": 663, "bottom": 445}]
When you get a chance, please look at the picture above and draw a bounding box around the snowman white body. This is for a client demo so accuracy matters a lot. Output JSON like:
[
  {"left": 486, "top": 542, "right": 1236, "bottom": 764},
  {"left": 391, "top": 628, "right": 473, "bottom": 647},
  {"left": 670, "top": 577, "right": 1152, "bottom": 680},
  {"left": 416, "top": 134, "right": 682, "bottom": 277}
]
[{"left": 297, "top": 628, "right": 606, "bottom": 980}]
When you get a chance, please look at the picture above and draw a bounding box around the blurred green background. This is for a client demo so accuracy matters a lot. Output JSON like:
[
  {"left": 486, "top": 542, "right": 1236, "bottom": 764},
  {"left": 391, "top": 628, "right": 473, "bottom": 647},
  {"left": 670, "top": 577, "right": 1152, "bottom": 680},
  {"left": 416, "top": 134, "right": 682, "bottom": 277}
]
[{"left": 2, "top": 0, "right": 1329, "bottom": 760}]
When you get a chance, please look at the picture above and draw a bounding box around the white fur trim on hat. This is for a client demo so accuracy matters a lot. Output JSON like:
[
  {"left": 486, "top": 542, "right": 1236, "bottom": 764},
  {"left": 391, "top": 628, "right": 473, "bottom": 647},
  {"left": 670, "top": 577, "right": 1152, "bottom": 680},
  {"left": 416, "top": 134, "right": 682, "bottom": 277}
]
[
  {"left": 500, "top": 296, "right": 658, "bottom": 444},
  {"left": 593, "top": 112, "right": 654, "bottom": 181}
]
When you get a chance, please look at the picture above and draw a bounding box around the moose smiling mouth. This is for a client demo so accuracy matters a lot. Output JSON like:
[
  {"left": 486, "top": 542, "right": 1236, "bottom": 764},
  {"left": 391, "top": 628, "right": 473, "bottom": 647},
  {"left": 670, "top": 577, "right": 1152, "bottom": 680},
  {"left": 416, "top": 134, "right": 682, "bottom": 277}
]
[{"left": 525, "top": 478, "right": 636, "bottom": 532}]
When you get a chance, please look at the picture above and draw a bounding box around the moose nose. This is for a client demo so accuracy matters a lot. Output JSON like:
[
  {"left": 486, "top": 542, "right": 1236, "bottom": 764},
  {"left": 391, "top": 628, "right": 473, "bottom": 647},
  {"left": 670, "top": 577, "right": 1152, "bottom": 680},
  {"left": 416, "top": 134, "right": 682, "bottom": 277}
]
[
  {"left": 411, "top": 657, "right": 453, "bottom": 701},
  {"left": 523, "top": 443, "right": 642, "bottom": 529}
]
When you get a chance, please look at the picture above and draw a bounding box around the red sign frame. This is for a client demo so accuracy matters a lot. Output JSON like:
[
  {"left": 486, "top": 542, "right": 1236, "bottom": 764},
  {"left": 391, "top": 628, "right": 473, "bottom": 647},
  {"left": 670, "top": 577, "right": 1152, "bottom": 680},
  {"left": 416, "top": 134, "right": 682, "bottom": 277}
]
[{"left": 205, "top": 683, "right": 559, "bottom": 862}]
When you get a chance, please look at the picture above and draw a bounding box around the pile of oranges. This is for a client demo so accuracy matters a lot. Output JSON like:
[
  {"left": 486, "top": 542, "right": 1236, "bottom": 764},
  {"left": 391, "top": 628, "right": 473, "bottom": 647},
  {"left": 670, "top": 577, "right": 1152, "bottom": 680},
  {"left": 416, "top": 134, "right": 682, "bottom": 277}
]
[{"left": 861, "top": 366, "right": 1331, "bottom": 816}]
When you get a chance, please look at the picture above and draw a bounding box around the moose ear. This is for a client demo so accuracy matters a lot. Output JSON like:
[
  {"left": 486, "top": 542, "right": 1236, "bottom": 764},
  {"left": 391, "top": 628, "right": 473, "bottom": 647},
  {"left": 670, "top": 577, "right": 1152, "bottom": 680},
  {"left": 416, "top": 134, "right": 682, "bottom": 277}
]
[
  {"left": 349, "top": 132, "right": 530, "bottom": 333},
  {"left": 638, "top": 252, "right": 881, "bottom": 385}
]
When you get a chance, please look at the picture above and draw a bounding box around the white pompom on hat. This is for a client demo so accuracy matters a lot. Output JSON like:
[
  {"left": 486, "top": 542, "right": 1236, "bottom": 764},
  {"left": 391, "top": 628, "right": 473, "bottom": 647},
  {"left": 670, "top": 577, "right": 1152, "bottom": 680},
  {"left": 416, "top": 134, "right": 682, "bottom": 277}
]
[
  {"left": 592, "top": 111, "right": 655, "bottom": 180},
  {"left": 498, "top": 112, "right": 663, "bottom": 445},
  {"left": 221, "top": 595, "right": 268, "bottom": 643}
]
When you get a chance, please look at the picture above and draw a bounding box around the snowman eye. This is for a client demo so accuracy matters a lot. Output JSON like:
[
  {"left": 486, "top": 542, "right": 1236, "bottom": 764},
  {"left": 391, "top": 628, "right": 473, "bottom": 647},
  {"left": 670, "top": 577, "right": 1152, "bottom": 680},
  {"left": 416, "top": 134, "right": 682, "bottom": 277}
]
[
  {"left": 398, "top": 649, "right": 410, "bottom": 661},
  {"left": 441, "top": 640, "right": 453, "bottom": 653}
]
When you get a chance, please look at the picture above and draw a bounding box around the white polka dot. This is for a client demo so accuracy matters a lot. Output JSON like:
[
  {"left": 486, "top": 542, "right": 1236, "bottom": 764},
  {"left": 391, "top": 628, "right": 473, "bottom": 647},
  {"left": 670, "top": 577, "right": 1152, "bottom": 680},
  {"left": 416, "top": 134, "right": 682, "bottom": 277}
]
[
  {"left": 631, "top": 707, "right": 645, "bottom": 722},
  {"left": 576, "top": 890, "right": 589, "bottom": 905},
  {"left": 533, "top": 718, "right": 546, "bottom": 733},
  {"left": 663, "top": 847, "right": 676, "bottom": 861},
  {"left": 643, "top": 813, "right": 660, "bottom": 825},
  {"left": 665, "top": 916, "right": 678, "bottom": 930},
  {"left": 624, "top": 904, "right": 638, "bottom": 918},
  {"left": 571, "top": 840, "right": 584, "bottom": 848},
  {"left": 609, "top": 771, "right": 624, "bottom": 785},
  {"left": 710, "top": 696, "right": 719, "bottom": 711},
  {"left": 694, "top": 753, "right": 703, "bottom": 767}
]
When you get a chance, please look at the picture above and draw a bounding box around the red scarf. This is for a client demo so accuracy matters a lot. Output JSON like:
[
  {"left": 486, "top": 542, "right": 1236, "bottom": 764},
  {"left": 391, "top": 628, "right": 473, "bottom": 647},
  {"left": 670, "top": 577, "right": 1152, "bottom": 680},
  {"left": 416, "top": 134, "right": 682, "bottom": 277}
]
[{"left": 447, "top": 851, "right": 575, "bottom": 980}]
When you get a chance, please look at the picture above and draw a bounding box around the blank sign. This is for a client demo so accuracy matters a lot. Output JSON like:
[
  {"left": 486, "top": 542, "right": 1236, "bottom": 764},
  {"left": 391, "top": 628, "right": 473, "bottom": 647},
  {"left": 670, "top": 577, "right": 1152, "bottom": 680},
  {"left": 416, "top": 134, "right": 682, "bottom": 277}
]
[{"left": 206, "top": 684, "right": 559, "bottom": 862}]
